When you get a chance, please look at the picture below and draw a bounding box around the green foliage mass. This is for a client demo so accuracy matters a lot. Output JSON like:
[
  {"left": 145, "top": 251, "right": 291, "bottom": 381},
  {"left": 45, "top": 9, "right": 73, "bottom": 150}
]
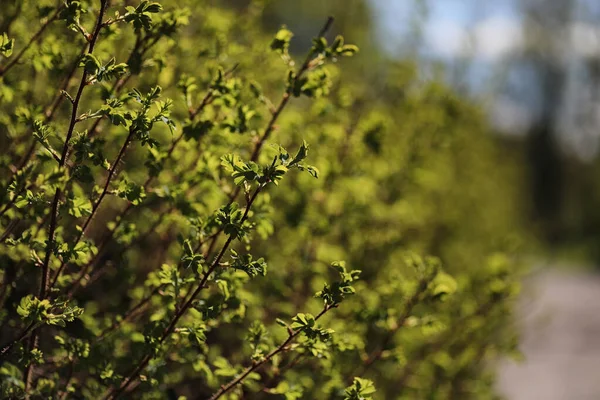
[{"left": 0, "top": 1, "right": 524, "bottom": 399}]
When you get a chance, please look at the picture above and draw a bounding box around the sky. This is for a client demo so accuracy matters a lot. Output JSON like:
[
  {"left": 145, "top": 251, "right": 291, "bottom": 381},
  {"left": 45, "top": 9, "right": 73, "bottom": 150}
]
[
  {"left": 369, "top": 0, "right": 529, "bottom": 133},
  {"left": 368, "top": 0, "right": 600, "bottom": 159},
  {"left": 369, "top": 0, "right": 523, "bottom": 61}
]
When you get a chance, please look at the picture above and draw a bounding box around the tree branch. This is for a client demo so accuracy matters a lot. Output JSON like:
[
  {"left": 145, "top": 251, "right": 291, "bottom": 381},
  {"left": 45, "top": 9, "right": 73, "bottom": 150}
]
[
  {"left": 106, "top": 185, "right": 264, "bottom": 399},
  {"left": 21, "top": 1, "right": 109, "bottom": 393},
  {"left": 209, "top": 305, "right": 333, "bottom": 400}
]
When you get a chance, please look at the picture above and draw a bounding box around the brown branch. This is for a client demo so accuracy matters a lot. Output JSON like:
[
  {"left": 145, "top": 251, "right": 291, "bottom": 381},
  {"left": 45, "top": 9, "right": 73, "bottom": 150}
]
[
  {"left": 209, "top": 305, "right": 333, "bottom": 400},
  {"left": 249, "top": 16, "right": 333, "bottom": 163},
  {"left": 0, "top": 219, "right": 18, "bottom": 243},
  {"left": 0, "top": 322, "right": 35, "bottom": 360},
  {"left": 258, "top": 352, "right": 305, "bottom": 395},
  {"left": 56, "top": 82, "right": 219, "bottom": 295},
  {"left": 20, "top": 1, "right": 109, "bottom": 392},
  {"left": 106, "top": 186, "right": 264, "bottom": 399},
  {"left": 201, "top": 17, "right": 335, "bottom": 259},
  {"left": 49, "top": 126, "right": 135, "bottom": 291},
  {"left": 40, "top": 0, "right": 109, "bottom": 299},
  {"left": 23, "top": 334, "right": 38, "bottom": 398}
]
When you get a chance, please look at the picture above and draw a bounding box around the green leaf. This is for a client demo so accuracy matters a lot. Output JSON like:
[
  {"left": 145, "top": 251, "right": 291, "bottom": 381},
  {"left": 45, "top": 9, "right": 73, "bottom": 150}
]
[
  {"left": 96, "top": 58, "right": 128, "bottom": 82},
  {"left": 228, "top": 249, "right": 267, "bottom": 278},
  {"left": 213, "top": 357, "right": 237, "bottom": 378},
  {"left": 0, "top": 33, "right": 14, "bottom": 57},
  {"left": 331, "top": 35, "right": 344, "bottom": 52},
  {"left": 344, "top": 377, "right": 376, "bottom": 400},
  {"left": 67, "top": 196, "right": 92, "bottom": 218},
  {"left": 270, "top": 26, "right": 294, "bottom": 55},
  {"left": 340, "top": 44, "right": 359, "bottom": 56},
  {"left": 59, "top": 1, "right": 86, "bottom": 30},
  {"left": 183, "top": 119, "right": 213, "bottom": 141},
  {"left": 32, "top": 120, "right": 58, "bottom": 161},
  {"left": 116, "top": 179, "right": 146, "bottom": 205},
  {"left": 270, "top": 381, "right": 304, "bottom": 400},
  {"left": 99, "top": 364, "right": 114, "bottom": 380},
  {"left": 143, "top": 2, "right": 163, "bottom": 13},
  {"left": 17, "top": 296, "right": 50, "bottom": 322},
  {"left": 221, "top": 154, "right": 261, "bottom": 186},
  {"left": 124, "top": 1, "right": 162, "bottom": 32},
  {"left": 289, "top": 140, "right": 309, "bottom": 166},
  {"left": 275, "top": 318, "right": 288, "bottom": 327},
  {"left": 296, "top": 68, "right": 331, "bottom": 98},
  {"left": 80, "top": 54, "right": 101, "bottom": 75},
  {"left": 430, "top": 272, "right": 458, "bottom": 301},
  {"left": 291, "top": 313, "right": 315, "bottom": 330},
  {"left": 181, "top": 239, "right": 205, "bottom": 271},
  {"left": 316, "top": 262, "right": 361, "bottom": 306},
  {"left": 312, "top": 37, "right": 328, "bottom": 53}
]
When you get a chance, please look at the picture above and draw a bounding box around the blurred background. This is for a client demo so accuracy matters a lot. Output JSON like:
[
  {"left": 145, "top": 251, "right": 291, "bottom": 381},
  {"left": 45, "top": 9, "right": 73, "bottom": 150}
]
[
  {"left": 254, "top": 0, "right": 600, "bottom": 261},
  {"left": 253, "top": 0, "right": 600, "bottom": 398},
  {"left": 371, "top": 0, "right": 600, "bottom": 259}
]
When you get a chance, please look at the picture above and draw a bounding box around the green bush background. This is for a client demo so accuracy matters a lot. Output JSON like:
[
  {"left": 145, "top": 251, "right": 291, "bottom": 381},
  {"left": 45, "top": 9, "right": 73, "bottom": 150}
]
[{"left": 0, "top": 1, "right": 527, "bottom": 399}]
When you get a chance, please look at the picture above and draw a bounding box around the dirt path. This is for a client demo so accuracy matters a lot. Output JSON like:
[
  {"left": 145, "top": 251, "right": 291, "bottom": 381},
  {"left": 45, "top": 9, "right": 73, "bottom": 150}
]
[{"left": 497, "top": 268, "right": 600, "bottom": 400}]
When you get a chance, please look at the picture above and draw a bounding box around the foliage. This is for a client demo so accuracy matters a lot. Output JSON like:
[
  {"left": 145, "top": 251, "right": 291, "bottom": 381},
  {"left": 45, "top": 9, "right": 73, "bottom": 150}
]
[{"left": 0, "top": 1, "right": 523, "bottom": 399}]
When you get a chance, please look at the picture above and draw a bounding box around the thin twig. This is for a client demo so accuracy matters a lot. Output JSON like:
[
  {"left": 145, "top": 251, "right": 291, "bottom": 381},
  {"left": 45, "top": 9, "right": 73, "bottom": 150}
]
[
  {"left": 0, "top": 322, "right": 35, "bottom": 360},
  {"left": 48, "top": 127, "right": 135, "bottom": 291},
  {"left": 56, "top": 84, "right": 218, "bottom": 294},
  {"left": 0, "top": 6, "right": 63, "bottom": 77},
  {"left": 4, "top": 40, "right": 88, "bottom": 213},
  {"left": 201, "top": 17, "right": 335, "bottom": 260},
  {"left": 209, "top": 305, "right": 333, "bottom": 400},
  {"left": 0, "top": 183, "right": 27, "bottom": 218},
  {"left": 20, "top": 2, "right": 109, "bottom": 393},
  {"left": 106, "top": 186, "right": 264, "bottom": 399},
  {"left": 40, "top": 0, "right": 109, "bottom": 299},
  {"left": 249, "top": 16, "right": 333, "bottom": 163},
  {"left": 94, "top": 287, "right": 159, "bottom": 342},
  {"left": 260, "top": 352, "right": 305, "bottom": 394}
]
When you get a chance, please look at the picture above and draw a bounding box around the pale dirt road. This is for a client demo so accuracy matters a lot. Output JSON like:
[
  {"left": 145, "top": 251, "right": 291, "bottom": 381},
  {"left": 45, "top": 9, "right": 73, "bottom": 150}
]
[{"left": 497, "top": 268, "right": 600, "bottom": 400}]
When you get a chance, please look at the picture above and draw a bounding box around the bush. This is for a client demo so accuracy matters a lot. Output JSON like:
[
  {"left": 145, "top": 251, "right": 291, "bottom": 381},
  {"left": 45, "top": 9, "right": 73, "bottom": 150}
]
[{"left": 0, "top": 1, "right": 524, "bottom": 399}]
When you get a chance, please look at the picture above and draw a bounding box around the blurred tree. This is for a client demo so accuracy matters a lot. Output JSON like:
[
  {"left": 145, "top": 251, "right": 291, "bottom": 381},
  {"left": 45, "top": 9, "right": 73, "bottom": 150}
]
[{"left": 519, "top": 0, "right": 575, "bottom": 242}]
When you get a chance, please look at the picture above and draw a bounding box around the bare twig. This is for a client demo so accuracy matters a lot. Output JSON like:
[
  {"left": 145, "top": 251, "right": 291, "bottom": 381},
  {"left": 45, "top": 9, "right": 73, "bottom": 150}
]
[{"left": 94, "top": 287, "right": 159, "bottom": 342}]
